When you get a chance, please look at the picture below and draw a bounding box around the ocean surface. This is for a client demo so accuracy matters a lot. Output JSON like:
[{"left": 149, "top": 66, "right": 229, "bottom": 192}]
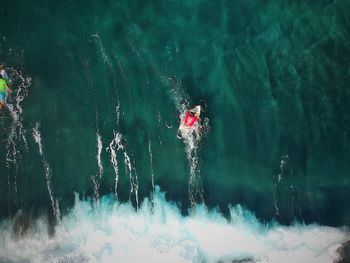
[{"left": 0, "top": 0, "right": 350, "bottom": 262}]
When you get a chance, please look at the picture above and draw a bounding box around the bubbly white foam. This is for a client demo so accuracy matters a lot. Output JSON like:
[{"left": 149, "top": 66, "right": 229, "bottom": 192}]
[{"left": 0, "top": 187, "right": 347, "bottom": 263}]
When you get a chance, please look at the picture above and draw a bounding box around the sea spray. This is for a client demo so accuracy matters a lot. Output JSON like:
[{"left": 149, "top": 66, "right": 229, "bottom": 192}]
[{"left": 0, "top": 187, "right": 347, "bottom": 263}]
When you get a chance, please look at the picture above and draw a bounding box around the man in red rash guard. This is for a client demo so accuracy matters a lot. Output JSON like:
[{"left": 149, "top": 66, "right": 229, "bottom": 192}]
[{"left": 184, "top": 111, "right": 199, "bottom": 127}]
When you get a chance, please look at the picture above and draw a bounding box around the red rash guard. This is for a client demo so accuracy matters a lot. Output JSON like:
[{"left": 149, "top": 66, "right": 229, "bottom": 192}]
[{"left": 184, "top": 112, "right": 198, "bottom": 127}]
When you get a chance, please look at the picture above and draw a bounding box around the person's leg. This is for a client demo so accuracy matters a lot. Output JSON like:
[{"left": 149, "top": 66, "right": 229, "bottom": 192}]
[{"left": 0, "top": 92, "right": 6, "bottom": 109}]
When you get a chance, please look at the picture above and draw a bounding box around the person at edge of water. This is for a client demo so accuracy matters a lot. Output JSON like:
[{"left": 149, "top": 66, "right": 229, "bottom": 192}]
[
  {"left": 0, "top": 64, "right": 10, "bottom": 83},
  {"left": 0, "top": 74, "right": 12, "bottom": 110}
]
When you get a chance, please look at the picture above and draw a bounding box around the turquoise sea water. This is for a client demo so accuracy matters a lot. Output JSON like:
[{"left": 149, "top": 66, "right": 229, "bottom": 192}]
[{"left": 1, "top": 0, "right": 350, "bottom": 262}]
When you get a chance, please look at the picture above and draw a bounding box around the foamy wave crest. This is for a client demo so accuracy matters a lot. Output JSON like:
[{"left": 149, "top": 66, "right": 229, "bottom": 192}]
[{"left": 0, "top": 187, "right": 347, "bottom": 263}]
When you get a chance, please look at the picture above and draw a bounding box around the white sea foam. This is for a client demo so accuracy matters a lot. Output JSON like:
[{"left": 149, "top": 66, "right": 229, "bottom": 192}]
[{"left": 0, "top": 187, "right": 347, "bottom": 263}]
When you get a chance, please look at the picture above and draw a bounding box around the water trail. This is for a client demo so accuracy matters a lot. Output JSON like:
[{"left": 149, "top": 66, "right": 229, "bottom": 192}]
[
  {"left": 90, "top": 35, "right": 133, "bottom": 204},
  {"left": 167, "top": 77, "right": 205, "bottom": 208},
  {"left": 96, "top": 132, "right": 103, "bottom": 178},
  {"left": 124, "top": 150, "right": 136, "bottom": 204},
  {"left": 133, "top": 166, "right": 139, "bottom": 208},
  {"left": 122, "top": 146, "right": 139, "bottom": 207},
  {"left": 91, "top": 34, "right": 120, "bottom": 125},
  {"left": 273, "top": 154, "right": 288, "bottom": 217},
  {"left": 32, "top": 123, "right": 60, "bottom": 221},
  {"left": 106, "top": 131, "right": 138, "bottom": 205},
  {"left": 119, "top": 36, "right": 204, "bottom": 207},
  {"left": 81, "top": 57, "right": 102, "bottom": 202},
  {"left": 123, "top": 36, "right": 207, "bottom": 207},
  {"left": 91, "top": 34, "right": 112, "bottom": 69},
  {"left": 90, "top": 131, "right": 104, "bottom": 204},
  {"left": 185, "top": 135, "right": 204, "bottom": 208},
  {"left": 148, "top": 138, "right": 155, "bottom": 191},
  {"left": 167, "top": 77, "right": 189, "bottom": 112},
  {"left": 91, "top": 175, "right": 100, "bottom": 205},
  {"left": 4, "top": 68, "right": 31, "bottom": 212},
  {"left": 273, "top": 154, "right": 302, "bottom": 222},
  {"left": 106, "top": 131, "right": 123, "bottom": 199}
]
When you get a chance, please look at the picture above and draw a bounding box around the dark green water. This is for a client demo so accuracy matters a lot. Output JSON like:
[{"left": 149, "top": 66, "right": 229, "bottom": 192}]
[
  {"left": 1, "top": 0, "right": 350, "bottom": 237},
  {"left": 1, "top": 0, "right": 350, "bottom": 224}
]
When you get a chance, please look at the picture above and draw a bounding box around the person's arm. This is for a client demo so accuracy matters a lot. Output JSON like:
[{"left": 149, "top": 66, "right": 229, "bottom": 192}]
[{"left": 6, "top": 83, "right": 12, "bottom": 93}]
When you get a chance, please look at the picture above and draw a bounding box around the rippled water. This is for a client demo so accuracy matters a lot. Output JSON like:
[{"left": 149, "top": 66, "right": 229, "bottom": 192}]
[{"left": 0, "top": 0, "right": 350, "bottom": 262}]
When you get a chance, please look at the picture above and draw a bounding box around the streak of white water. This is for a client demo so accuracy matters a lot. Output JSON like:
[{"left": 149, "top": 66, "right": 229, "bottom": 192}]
[
  {"left": 96, "top": 132, "right": 103, "bottom": 178},
  {"left": 148, "top": 138, "right": 155, "bottom": 191},
  {"left": 4, "top": 69, "right": 31, "bottom": 210},
  {"left": 107, "top": 131, "right": 124, "bottom": 199},
  {"left": 32, "top": 122, "right": 60, "bottom": 221}
]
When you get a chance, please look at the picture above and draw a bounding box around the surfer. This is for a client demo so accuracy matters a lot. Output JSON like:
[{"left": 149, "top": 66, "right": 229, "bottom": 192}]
[
  {"left": 184, "top": 109, "right": 199, "bottom": 127},
  {"left": 0, "top": 74, "right": 12, "bottom": 110},
  {"left": 177, "top": 105, "right": 201, "bottom": 140}
]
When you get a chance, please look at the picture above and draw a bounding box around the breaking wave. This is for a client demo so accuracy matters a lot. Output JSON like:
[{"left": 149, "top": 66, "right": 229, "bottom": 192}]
[{"left": 0, "top": 187, "right": 348, "bottom": 263}]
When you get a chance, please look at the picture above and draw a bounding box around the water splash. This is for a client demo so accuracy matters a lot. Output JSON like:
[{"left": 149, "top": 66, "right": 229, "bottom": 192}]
[
  {"left": 32, "top": 123, "right": 60, "bottom": 221},
  {"left": 0, "top": 188, "right": 347, "bottom": 263}
]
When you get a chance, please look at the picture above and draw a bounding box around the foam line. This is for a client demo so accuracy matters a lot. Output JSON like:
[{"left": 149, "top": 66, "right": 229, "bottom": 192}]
[{"left": 0, "top": 188, "right": 348, "bottom": 263}]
